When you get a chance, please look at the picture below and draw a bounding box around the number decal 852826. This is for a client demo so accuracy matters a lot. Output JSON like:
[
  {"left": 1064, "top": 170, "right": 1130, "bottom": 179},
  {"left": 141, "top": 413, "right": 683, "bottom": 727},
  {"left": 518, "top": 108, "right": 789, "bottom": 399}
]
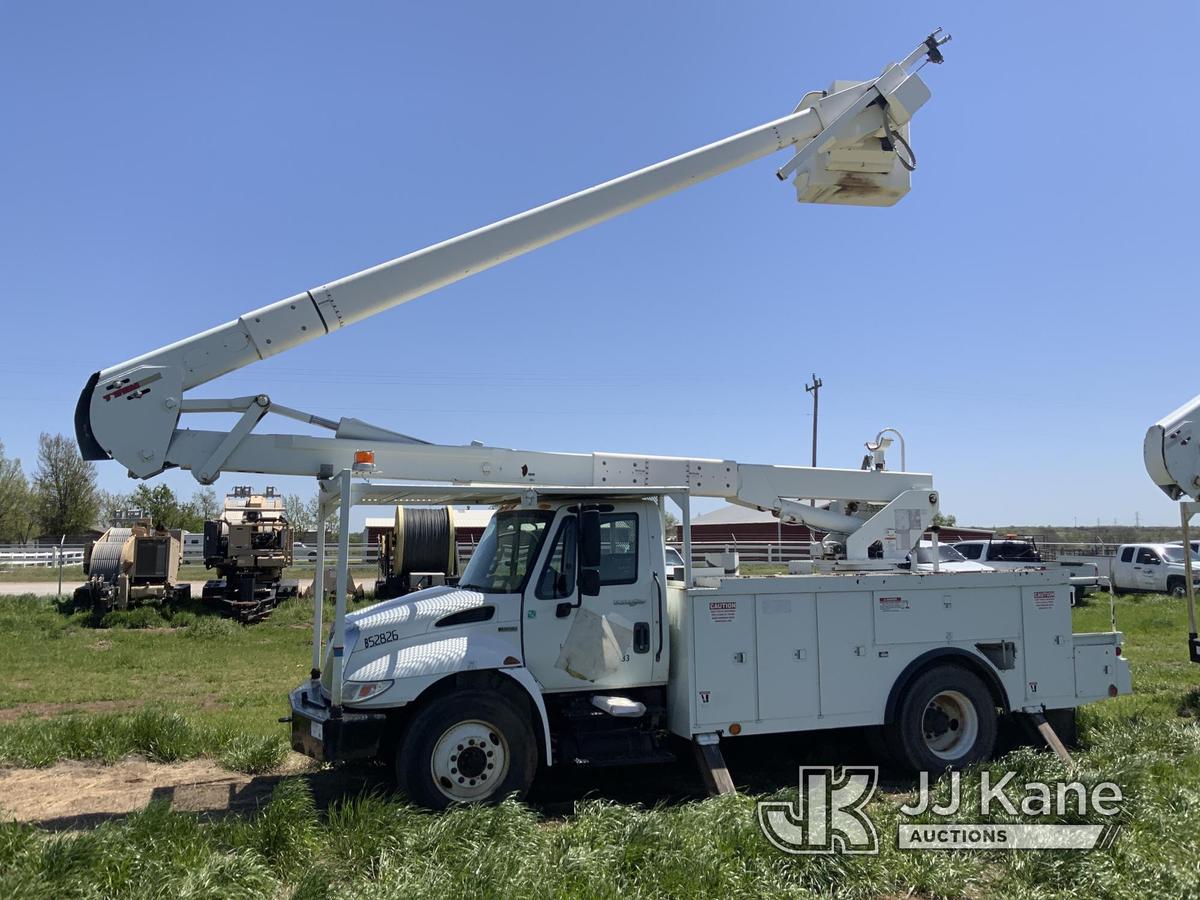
[{"left": 363, "top": 630, "right": 399, "bottom": 650}]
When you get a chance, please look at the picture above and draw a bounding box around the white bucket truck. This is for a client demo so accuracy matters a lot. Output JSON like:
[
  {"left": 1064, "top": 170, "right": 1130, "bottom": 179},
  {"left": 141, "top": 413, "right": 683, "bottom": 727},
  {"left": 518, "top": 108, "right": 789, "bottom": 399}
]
[{"left": 72, "top": 32, "right": 1130, "bottom": 807}]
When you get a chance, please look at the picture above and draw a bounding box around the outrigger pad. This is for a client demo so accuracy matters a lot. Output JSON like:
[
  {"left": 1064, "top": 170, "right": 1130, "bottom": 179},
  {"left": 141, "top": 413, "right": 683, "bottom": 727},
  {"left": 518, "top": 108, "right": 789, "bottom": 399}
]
[
  {"left": 1026, "top": 712, "right": 1074, "bottom": 766},
  {"left": 693, "top": 736, "right": 736, "bottom": 797}
]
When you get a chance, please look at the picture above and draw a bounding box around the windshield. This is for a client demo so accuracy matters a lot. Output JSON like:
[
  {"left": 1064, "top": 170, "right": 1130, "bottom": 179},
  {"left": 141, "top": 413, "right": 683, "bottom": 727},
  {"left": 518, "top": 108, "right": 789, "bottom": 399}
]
[
  {"left": 459, "top": 510, "right": 555, "bottom": 593},
  {"left": 1163, "top": 547, "right": 1187, "bottom": 563},
  {"left": 914, "top": 544, "right": 968, "bottom": 564},
  {"left": 665, "top": 547, "right": 684, "bottom": 568}
]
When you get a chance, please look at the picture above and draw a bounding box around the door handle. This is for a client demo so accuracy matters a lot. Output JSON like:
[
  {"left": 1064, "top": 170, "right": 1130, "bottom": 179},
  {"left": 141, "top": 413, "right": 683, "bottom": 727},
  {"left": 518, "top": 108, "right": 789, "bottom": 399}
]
[
  {"left": 653, "top": 572, "right": 664, "bottom": 662},
  {"left": 634, "top": 622, "right": 650, "bottom": 654}
]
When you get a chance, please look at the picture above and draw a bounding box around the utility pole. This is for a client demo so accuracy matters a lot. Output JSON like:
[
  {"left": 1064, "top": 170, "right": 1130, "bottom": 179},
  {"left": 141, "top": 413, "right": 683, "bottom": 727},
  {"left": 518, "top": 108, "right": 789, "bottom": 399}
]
[
  {"left": 805, "top": 374, "right": 822, "bottom": 510},
  {"left": 805, "top": 374, "right": 822, "bottom": 467}
]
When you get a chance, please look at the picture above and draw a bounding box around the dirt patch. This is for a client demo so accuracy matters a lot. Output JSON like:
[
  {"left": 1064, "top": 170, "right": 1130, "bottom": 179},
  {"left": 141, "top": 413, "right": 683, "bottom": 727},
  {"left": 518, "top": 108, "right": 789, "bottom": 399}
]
[
  {"left": 0, "top": 753, "right": 322, "bottom": 830},
  {"left": 0, "top": 695, "right": 228, "bottom": 721},
  {"left": 0, "top": 699, "right": 143, "bottom": 722}
]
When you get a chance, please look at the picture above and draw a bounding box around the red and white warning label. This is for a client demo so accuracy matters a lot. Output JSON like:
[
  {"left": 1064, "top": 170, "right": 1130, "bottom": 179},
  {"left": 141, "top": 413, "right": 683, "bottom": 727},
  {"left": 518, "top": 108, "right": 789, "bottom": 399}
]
[
  {"left": 709, "top": 601, "right": 737, "bottom": 623},
  {"left": 1033, "top": 590, "right": 1055, "bottom": 609},
  {"left": 878, "top": 596, "right": 909, "bottom": 611}
]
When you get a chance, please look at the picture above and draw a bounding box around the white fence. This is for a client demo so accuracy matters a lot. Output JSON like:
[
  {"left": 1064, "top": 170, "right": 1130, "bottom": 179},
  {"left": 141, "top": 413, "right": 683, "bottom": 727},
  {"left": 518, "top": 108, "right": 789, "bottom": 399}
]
[
  {"left": 0, "top": 545, "right": 85, "bottom": 568},
  {"left": 669, "top": 541, "right": 812, "bottom": 564},
  {"left": 1038, "top": 542, "right": 1122, "bottom": 561},
  {"left": 0, "top": 538, "right": 1126, "bottom": 572}
]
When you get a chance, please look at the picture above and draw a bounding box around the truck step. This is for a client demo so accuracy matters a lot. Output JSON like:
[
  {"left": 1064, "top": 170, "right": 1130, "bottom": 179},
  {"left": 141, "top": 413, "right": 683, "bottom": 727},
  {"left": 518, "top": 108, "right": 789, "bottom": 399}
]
[{"left": 591, "top": 695, "right": 647, "bottom": 717}]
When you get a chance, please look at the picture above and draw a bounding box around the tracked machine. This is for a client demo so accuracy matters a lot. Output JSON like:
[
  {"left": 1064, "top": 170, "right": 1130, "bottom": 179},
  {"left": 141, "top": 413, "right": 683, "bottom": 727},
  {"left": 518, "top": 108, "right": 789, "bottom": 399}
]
[{"left": 201, "top": 486, "right": 298, "bottom": 622}]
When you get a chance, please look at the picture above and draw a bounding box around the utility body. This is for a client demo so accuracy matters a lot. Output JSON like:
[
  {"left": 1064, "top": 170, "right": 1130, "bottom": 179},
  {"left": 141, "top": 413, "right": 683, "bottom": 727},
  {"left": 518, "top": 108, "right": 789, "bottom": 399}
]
[{"left": 73, "top": 32, "right": 1132, "bottom": 805}]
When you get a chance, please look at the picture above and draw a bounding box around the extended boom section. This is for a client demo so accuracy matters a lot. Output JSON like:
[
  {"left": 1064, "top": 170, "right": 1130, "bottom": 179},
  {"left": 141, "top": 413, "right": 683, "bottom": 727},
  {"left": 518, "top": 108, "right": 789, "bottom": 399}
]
[{"left": 75, "top": 32, "right": 951, "bottom": 562}]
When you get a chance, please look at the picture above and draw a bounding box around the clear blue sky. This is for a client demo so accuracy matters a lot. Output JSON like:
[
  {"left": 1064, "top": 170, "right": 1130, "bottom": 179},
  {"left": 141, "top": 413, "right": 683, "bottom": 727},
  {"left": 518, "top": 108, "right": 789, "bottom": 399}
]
[{"left": 1, "top": 3, "right": 1196, "bottom": 528}]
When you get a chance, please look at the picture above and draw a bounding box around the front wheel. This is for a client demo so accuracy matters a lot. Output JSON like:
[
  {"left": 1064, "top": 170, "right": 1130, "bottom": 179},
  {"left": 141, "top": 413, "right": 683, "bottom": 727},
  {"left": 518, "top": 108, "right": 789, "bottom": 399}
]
[
  {"left": 1169, "top": 578, "right": 1187, "bottom": 599},
  {"left": 396, "top": 689, "right": 537, "bottom": 810},
  {"left": 884, "top": 665, "right": 997, "bottom": 773}
]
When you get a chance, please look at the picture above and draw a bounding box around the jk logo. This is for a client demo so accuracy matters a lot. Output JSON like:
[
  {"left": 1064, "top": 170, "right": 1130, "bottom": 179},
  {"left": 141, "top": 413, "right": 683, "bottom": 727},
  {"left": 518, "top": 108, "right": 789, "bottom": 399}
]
[{"left": 758, "top": 766, "right": 879, "bottom": 855}]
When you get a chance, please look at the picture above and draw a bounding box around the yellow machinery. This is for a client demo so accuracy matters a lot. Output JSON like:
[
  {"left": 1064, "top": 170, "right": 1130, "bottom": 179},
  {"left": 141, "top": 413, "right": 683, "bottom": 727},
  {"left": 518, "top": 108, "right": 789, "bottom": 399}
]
[{"left": 74, "top": 518, "right": 186, "bottom": 613}]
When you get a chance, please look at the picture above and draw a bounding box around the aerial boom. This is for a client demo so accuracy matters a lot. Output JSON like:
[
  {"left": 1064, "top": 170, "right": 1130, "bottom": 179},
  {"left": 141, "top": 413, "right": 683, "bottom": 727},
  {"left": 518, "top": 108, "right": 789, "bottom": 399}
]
[{"left": 74, "top": 32, "right": 950, "bottom": 561}]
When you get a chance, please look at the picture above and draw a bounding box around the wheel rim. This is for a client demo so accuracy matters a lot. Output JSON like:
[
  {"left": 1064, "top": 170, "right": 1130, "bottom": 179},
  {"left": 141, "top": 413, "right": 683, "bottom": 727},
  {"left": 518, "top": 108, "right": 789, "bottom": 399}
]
[
  {"left": 430, "top": 719, "right": 510, "bottom": 802},
  {"left": 921, "top": 690, "right": 979, "bottom": 760},
  {"left": 1173, "top": 585, "right": 1187, "bottom": 598}
]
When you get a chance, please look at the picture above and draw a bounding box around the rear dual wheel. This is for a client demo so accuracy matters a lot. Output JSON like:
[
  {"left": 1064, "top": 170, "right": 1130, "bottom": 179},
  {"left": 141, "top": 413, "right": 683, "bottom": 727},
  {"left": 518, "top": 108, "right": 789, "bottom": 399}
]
[{"left": 883, "top": 665, "right": 997, "bottom": 772}]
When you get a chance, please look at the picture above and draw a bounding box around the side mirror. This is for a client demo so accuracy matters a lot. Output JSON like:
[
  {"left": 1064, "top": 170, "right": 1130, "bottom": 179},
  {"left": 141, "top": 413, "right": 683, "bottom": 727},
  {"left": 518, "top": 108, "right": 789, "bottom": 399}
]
[
  {"left": 580, "top": 509, "right": 602, "bottom": 569},
  {"left": 579, "top": 568, "right": 601, "bottom": 597}
]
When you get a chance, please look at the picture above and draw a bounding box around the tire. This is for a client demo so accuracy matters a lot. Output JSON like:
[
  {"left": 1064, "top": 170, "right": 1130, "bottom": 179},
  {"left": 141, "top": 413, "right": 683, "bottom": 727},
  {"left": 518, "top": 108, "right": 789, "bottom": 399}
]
[
  {"left": 884, "top": 664, "right": 997, "bottom": 773},
  {"left": 396, "top": 688, "right": 537, "bottom": 810},
  {"left": 1168, "top": 578, "right": 1187, "bottom": 599}
]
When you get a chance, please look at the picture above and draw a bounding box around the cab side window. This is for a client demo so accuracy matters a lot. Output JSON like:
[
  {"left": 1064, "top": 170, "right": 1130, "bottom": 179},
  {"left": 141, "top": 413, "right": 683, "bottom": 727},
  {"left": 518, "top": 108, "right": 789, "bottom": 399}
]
[
  {"left": 958, "top": 544, "right": 983, "bottom": 560},
  {"left": 1136, "top": 548, "right": 1160, "bottom": 565},
  {"left": 599, "top": 513, "right": 639, "bottom": 585},
  {"left": 1120, "top": 547, "right": 1134, "bottom": 563},
  {"left": 535, "top": 517, "right": 578, "bottom": 600}
]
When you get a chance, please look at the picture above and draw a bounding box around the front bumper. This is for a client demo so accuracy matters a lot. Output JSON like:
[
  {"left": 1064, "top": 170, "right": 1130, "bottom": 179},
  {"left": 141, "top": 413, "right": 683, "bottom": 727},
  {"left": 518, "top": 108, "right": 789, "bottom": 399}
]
[{"left": 288, "top": 684, "right": 388, "bottom": 763}]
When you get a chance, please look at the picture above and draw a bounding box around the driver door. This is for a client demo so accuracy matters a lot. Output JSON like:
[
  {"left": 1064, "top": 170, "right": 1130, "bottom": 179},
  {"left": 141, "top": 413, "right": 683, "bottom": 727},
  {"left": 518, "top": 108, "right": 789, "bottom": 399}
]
[
  {"left": 522, "top": 504, "right": 659, "bottom": 693},
  {"left": 1135, "top": 547, "right": 1161, "bottom": 591}
]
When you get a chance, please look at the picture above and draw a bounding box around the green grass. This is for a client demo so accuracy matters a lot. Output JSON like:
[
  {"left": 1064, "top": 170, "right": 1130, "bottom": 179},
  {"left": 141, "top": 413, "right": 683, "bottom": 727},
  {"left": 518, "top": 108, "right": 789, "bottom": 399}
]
[
  {"left": 0, "top": 593, "right": 327, "bottom": 761},
  {"left": 0, "top": 591, "right": 1198, "bottom": 897}
]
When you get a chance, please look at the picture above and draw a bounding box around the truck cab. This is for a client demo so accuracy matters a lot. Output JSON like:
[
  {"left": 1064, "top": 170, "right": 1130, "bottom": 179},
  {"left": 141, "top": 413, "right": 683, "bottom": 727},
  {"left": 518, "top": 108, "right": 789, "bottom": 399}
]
[{"left": 290, "top": 494, "right": 674, "bottom": 807}]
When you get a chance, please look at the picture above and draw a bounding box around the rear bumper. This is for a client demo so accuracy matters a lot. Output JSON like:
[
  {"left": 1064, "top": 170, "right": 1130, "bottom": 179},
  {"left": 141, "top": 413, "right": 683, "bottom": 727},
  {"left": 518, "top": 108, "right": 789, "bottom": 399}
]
[{"left": 288, "top": 684, "right": 388, "bottom": 763}]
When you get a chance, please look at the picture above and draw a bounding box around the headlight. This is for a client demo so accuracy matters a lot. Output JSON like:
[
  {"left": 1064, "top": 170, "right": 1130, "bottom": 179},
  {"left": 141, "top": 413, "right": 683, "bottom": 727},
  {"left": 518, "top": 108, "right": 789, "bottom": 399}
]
[{"left": 344, "top": 680, "right": 394, "bottom": 702}]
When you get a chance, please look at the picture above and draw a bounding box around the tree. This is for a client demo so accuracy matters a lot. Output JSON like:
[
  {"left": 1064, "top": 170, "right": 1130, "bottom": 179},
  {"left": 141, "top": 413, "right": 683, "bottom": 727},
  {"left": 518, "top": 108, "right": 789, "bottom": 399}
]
[
  {"left": 305, "top": 495, "right": 337, "bottom": 536},
  {"left": 32, "top": 432, "right": 99, "bottom": 537},
  {"left": 284, "top": 493, "right": 315, "bottom": 534},
  {"left": 0, "top": 441, "right": 33, "bottom": 542},
  {"left": 662, "top": 509, "right": 680, "bottom": 538},
  {"left": 129, "top": 484, "right": 204, "bottom": 532},
  {"left": 191, "top": 487, "right": 220, "bottom": 522},
  {"left": 932, "top": 512, "right": 957, "bottom": 527}
]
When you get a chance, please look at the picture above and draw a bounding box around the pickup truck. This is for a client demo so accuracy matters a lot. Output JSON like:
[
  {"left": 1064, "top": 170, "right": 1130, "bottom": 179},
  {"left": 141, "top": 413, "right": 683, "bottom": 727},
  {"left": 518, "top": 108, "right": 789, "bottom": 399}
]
[
  {"left": 1110, "top": 543, "right": 1200, "bottom": 597},
  {"left": 953, "top": 538, "right": 1100, "bottom": 604}
]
